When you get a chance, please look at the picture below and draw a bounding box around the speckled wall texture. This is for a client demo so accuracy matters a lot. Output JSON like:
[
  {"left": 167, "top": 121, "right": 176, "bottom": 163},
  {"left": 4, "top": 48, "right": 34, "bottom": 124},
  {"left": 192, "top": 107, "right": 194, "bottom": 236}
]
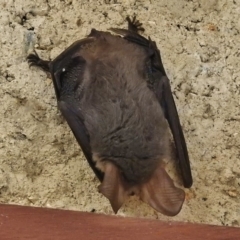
[{"left": 0, "top": 0, "right": 239, "bottom": 226}]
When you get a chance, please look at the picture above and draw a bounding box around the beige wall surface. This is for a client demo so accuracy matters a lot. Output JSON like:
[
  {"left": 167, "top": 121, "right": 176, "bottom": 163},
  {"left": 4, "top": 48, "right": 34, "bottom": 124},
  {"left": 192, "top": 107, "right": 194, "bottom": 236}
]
[{"left": 0, "top": 0, "right": 239, "bottom": 226}]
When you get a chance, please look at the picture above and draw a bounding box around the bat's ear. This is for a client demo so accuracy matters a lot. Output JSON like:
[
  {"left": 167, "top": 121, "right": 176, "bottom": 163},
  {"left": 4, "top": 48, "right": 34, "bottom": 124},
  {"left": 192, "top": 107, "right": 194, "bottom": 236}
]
[
  {"left": 139, "top": 165, "right": 185, "bottom": 216},
  {"left": 98, "top": 162, "right": 128, "bottom": 213}
]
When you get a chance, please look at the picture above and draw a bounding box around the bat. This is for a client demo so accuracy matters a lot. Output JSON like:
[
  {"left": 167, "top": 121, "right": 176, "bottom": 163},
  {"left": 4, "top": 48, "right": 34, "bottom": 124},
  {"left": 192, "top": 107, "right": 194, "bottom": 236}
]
[{"left": 27, "top": 16, "right": 193, "bottom": 216}]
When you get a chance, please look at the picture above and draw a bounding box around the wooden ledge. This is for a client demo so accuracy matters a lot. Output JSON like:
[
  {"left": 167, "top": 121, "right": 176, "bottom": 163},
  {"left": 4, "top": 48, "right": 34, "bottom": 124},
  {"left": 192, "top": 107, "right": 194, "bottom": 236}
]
[{"left": 0, "top": 204, "right": 239, "bottom": 240}]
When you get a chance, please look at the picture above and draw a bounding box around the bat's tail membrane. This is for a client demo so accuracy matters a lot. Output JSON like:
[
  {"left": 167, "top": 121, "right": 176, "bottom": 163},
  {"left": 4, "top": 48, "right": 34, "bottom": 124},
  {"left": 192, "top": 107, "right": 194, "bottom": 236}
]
[{"left": 139, "top": 165, "right": 185, "bottom": 216}]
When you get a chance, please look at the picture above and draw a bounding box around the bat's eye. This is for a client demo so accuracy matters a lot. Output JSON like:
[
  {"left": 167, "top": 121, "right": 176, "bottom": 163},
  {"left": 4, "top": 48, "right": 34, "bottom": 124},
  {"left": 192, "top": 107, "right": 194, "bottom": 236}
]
[
  {"left": 58, "top": 56, "right": 86, "bottom": 88},
  {"left": 59, "top": 68, "right": 68, "bottom": 88}
]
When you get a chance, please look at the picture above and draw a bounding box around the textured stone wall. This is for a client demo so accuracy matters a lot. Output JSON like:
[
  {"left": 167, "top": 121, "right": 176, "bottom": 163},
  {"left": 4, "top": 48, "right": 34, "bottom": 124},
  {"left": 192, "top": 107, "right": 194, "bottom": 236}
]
[{"left": 0, "top": 0, "right": 239, "bottom": 226}]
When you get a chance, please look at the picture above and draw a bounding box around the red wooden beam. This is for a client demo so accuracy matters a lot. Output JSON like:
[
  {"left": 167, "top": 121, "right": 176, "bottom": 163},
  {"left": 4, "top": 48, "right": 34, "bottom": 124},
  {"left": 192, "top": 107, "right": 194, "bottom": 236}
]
[{"left": 0, "top": 204, "right": 239, "bottom": 240}]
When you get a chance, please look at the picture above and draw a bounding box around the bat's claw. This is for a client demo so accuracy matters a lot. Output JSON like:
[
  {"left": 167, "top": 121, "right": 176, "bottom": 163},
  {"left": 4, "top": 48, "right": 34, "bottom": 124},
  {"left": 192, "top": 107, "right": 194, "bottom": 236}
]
[
  {"left": 27, "top": 51, "right": 51, "bottom": 72},
  {"left": 126, "top": 15, "right": 145, "bottom": 33}
]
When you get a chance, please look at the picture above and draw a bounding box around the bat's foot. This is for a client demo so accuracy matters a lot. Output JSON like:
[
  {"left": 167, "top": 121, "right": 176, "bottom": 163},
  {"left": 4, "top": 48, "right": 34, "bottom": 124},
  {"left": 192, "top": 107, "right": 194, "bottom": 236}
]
[
  {"left": 27, "top": 50, "right": 50, "bottom": 72},
  {"left": 126, "top": 15, "right": 145, "bottom": 33}
]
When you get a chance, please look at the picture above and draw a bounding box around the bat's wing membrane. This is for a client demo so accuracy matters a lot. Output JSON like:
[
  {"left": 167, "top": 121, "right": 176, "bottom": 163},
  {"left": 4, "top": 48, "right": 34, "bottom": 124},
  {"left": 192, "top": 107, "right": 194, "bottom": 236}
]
[
  {"left": 51, "top": 40, "right": 104, "bottom": 181},
  {"left": 157, "top": 76, "right": 192, "bottom": 188},
  {"left": 59, "top": 101, "right": 104, "bottom": 181}
]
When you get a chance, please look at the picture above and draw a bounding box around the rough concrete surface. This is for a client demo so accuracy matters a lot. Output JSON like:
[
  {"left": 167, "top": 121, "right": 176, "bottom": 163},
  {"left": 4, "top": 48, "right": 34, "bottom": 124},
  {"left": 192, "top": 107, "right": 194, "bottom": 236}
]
[{"left": 0, "top": 0, "right": 240, "bottom": 227}]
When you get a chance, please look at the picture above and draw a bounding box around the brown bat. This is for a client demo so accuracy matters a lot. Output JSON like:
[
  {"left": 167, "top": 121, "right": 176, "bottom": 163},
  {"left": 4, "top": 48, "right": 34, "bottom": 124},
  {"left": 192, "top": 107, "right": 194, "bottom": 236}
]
[{"left": 27, "top": 16, "right": 192, "bottom": 216}]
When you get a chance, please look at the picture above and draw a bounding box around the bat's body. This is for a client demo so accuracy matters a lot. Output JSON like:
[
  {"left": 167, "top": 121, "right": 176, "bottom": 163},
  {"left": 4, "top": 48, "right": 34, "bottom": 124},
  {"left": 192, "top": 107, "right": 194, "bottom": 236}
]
[{"left": 27, "top": 17, "right": 192, "bottom": 216}]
